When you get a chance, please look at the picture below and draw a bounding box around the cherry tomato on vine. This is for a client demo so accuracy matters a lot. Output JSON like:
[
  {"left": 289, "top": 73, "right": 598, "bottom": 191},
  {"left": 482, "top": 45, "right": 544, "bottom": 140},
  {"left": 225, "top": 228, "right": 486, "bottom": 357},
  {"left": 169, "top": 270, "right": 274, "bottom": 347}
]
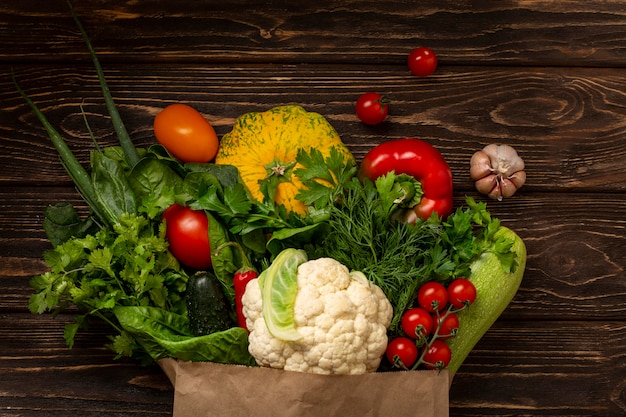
[
  {"left": 422, "top": 340, "right": 452, "bottom": 370},
  {"left": 447, "top": 278, "right": 477, "bottom": 309},
  {"left": 386, "top": 337, "right": 419, "bottom": 369},
  {"left": 154, "top": 103, "right": 219, "bottom": 163},
  {"left": 401, "top": 307, "right": 434, "bottom": 340},
  {"left": 355, "top": 92, "right": 389, "bottom": 125},
  {"left": 162, "top": 204, "right": 212, "bottom": 270},
  {"left": 418, "top": 281, "right": 449, "bottom": 313},
  {"left": 433, "top": 311, "right": 460, "bottom": 340},
  {"left": 408, "top": 47, "right": 438, "bottom": 77}
]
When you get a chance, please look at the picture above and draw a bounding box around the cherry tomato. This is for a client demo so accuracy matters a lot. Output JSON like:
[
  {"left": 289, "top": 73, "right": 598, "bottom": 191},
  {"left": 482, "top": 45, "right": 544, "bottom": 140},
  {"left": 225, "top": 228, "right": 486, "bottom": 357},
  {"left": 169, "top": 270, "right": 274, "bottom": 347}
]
[
  {"left": 401, "top": 307, "right": 434, "bottom": 340},
  {"left": 433, "top": 311, "right": 459, "bottom": 340},
  {"left": 154, "top": 103, "right": 219, "bottom": 163},
  {"left": 447, "top": 278, "right": 477, "bottom": 309},
  {"left": 422, "top": 340, "right": 452, "bottom": 370},
  {"left": 418, "top": 281, "right": 449, "bottom": 313},
  {"left": 386, "top": 337, "right": 419, "bottom": 369},
  {"left": 355, "top": 92, "right": 389, "bottom": 125},
  {"left": 162, "top": 204, "right": 212, "bottom": 269},
  {"left": 408, "top": 47, "right": 438, "bottom": 77}
]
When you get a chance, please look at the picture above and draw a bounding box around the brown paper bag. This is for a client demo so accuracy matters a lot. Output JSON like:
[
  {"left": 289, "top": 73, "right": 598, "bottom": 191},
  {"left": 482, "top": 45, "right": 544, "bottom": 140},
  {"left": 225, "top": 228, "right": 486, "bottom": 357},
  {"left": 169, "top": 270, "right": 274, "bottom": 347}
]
[{"left": 159, "top": 358, "right": 449, "bottom": 417}]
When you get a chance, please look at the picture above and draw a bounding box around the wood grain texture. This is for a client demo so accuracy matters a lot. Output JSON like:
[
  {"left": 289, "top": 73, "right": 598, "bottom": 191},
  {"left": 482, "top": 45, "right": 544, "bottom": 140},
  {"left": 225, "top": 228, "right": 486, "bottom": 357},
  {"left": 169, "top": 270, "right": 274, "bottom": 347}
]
[
  {"left": 4, "top": 65, "right": 626, "bottom": 191},
  {"left": 1, "top": 1, "right": 625, "bottom": 416},
  {"left": 1, "top": 1, "right": 626, "bottom": 66}
]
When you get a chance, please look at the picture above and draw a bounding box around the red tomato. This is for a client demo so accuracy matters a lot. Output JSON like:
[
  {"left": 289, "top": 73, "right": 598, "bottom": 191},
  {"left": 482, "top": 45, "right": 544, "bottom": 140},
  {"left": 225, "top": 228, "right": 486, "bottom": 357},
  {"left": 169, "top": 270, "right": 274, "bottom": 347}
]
[
  {"left": 418, "top": 281, "right": 449, "bottom": 313},
  {"left": 447, "top": 278, "right": 477, "bottom": 309},
  {"left": 386, "top": 337, "right": 419, "bottom": 369},
  {"left": 433, "top": 311, "right": 459, "bottom": 340},
  {"left": 408, "top": 47, "right": 438, "bottom": 77},
  {"left": 422, "top": 340, "right": 451, "bottom": 370},
  {"left": 401, "top": 307, "right": 434, "bottom": 340},
  {"left": 355, "top": 92, "right": 389, "bottom": 125},
  {"left": 162, "top": 204, "right": 212, "bottom": 269},
  {"left": 154, "top": 103, "right": 219, "bottom": 163}
]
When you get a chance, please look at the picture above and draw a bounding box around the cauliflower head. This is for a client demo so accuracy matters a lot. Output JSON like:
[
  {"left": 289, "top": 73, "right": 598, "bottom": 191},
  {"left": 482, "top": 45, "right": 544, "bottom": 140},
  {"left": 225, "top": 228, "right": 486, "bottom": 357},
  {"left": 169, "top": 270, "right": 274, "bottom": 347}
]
[{"left": 242, "top": 254, "right": 393, "bottom": 375}]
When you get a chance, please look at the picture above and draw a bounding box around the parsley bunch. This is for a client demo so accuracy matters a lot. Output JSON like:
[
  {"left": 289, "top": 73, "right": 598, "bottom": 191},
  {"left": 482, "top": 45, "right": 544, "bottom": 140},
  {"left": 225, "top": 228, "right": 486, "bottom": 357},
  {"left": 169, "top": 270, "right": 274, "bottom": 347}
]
[{"left": 29, "top": 214, "right": 188, "bottom": 351}]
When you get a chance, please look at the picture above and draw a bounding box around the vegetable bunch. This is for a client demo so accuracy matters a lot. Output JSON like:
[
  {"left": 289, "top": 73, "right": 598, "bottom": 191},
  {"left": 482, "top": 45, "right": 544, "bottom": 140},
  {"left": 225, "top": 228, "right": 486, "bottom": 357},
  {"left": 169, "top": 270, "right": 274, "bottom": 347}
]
[{"left": 18, "top": 2, "right": 526, "bottom": 377}]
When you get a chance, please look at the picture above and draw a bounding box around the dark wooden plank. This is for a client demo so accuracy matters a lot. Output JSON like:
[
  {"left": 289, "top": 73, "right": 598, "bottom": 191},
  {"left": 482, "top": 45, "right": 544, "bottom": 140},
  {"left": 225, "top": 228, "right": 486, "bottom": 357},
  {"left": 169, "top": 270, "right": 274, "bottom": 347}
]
[
  {"left": 2, "top": 1, "right": 626, "bottom": 67},
  {"left": 449, "top": 320, "right": 626, "bottom": 417},
  {"left": 1, "top": 313, "right": 624, "bottom": 416},
  {"left": 4, "top": 65, "right": 626, "bottom": 191},
  {"left": 0, "top": 316, "right": 172, "bottom": 416}
]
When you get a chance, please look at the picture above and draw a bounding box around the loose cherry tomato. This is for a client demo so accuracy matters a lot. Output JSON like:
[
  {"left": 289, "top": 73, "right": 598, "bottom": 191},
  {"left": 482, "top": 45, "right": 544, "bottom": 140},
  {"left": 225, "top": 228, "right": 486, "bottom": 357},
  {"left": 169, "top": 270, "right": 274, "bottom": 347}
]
[
  {"left": 433, "top": 311, "right": 459, "bottom": 340},
  {"left": 386, "top": 337, "right": 419, "bottom": 369},
  {"left": 355, "top": 92, "right": 389, "bottom": 125},
  {"left": 447, "top": 278, "right": 477, "bottom": 309},
  {"left": 408, "top": 47, "right": 438, "bottom": 77},
  {"left": 422, "top": 340, "right": 452, "bottom": 370},
  {"left": 418, "top": 281, "right": 449, "bottom": 313},
  {"left": 154, "top": 103, "right": 219, "bottom": 163},
  {"left": 162, "top": 204, "right": 212, "bottom": 269},
  {"left": 401, "top": 307, "right": 434, "bottom": 340}
]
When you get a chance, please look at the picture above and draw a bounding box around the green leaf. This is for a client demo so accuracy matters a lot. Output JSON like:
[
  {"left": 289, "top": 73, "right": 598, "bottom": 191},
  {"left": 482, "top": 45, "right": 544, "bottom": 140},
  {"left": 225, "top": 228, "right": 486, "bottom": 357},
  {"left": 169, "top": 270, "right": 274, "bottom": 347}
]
[
  {"left": 91, "top": 151, "right": 137, "bottom": 223},
  {"left": 64, "top": 314, "right": 88, "bottom": 349},
  {"left": 207, "top": 211, "right": 237, "bottom": 306},
  {"left": 42, "top": 203, "right": 96, "bottom": 247},
  {"left": 128, "top": 157, "right": 182, "bottom": 217},
  {"left": 184, "top": 162, "right": 242, "bottom": 189},
  {"left": 113, "top": 306, "right": 255, "bottom": 365},
  {"left": 261, "top": 248, "right": 308, "bottom": 341},
  {"left": 294, "top": 146, "right": 357, "bottom": 210}
]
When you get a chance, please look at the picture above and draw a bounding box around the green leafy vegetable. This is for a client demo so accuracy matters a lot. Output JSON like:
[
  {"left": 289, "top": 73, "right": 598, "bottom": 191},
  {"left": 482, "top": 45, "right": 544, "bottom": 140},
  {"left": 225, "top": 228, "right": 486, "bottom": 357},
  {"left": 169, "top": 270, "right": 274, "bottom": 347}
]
[
  {"left": 29, "top": 213, "right": 188, "bottom": 360},
  {"left": 113, "top": 306, "right": 255, "bottom": 365},
  {"left": 310, "top": 173, "right": 518, "bottom": 334}
]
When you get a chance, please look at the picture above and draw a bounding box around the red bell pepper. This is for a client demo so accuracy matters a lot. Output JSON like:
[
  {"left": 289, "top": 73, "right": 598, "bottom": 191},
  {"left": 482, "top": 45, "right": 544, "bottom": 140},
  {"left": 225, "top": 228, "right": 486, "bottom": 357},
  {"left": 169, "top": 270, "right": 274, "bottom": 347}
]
[{"left": 358, "top": 138, "right": 454, "bottom": 221}]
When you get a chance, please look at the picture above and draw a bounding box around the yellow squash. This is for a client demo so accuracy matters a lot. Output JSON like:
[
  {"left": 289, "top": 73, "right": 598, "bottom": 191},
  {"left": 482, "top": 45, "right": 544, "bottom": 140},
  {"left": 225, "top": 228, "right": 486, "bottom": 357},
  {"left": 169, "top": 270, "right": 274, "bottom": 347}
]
[{"left": 216, "top": 105, "right": 354, "bottom": 215}]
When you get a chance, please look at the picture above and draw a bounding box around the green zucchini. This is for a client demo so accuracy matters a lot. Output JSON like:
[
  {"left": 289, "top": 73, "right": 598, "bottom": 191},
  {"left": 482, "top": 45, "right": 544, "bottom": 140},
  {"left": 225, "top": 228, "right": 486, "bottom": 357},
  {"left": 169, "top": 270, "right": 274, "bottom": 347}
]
[
  {"left": 446, "top": 226, "right": 527, "bottom": 377},
  {"left": 186, "top": 271, "right": 233, "bottom": 336}
]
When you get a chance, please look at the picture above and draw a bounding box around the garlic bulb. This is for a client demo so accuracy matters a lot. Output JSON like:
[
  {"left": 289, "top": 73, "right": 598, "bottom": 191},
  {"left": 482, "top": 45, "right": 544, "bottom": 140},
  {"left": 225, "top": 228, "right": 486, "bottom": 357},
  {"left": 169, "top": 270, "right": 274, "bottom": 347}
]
[{"left": 470, "top": 144, "right": 526, "bottom": 201}]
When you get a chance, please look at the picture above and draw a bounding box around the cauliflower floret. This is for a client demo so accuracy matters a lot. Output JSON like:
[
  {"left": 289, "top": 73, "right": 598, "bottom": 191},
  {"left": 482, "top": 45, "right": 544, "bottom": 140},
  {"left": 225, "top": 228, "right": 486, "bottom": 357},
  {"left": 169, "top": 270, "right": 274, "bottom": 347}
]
[{"left": 241, "top": 257, "right": 393, "bottom": 375}]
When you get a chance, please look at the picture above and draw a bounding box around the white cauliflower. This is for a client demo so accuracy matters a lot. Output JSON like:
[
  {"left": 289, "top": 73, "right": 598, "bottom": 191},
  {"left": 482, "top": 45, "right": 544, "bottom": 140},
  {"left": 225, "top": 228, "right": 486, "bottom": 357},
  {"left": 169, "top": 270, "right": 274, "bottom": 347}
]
[{"left": 242, "top": 254, "right": 393, "bottom": 375}]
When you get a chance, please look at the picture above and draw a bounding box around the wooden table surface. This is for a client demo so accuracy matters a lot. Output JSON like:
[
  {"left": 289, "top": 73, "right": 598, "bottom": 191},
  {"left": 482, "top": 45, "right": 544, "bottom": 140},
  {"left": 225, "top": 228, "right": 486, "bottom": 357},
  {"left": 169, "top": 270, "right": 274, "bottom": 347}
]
[{"left": 2, "top": 1, "right": 625, "bottom": 416}]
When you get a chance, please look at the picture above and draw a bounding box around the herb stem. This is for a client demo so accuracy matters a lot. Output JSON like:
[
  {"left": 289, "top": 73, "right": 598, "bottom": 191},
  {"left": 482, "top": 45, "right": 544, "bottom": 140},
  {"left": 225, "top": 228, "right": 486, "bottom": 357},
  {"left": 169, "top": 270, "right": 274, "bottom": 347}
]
[
  {"left": 67, "top": 0, "right": 140, "bottom": 168},
  {"left": 13, "top": 73, "right": 114, "bottom": 226}
]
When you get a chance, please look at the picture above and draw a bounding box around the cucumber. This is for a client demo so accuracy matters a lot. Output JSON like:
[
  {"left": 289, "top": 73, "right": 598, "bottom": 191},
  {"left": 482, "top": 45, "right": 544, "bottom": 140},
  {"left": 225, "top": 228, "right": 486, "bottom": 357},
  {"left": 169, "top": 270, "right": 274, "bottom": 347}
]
[
  {"left": 186, "top": 271, "right": 234, "bottom": 336},
  {"left": 446, "top": 226, "right": 527, "bottom": 376}
]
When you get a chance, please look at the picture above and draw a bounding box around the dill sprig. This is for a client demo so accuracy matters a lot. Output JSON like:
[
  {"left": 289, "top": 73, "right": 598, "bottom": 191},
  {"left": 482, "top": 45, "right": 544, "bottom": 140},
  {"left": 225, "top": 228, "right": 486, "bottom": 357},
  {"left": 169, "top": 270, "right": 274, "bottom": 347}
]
[{"left": 311, "top": 174, "right": 508, "bottom": 335}]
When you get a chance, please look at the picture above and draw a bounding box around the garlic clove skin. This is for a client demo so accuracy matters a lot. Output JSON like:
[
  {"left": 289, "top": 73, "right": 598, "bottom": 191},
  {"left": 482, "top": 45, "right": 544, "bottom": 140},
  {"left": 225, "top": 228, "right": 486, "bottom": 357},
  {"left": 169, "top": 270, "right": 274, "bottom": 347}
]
[
  {"left": 470, "top": 144, "right": 526, "bottom": 200},
  {"left": 469, "top": 151, "right": 493, "bottom": 180},
  {"left": 474, "top": 174, "right": 498, "bottom": 195}
]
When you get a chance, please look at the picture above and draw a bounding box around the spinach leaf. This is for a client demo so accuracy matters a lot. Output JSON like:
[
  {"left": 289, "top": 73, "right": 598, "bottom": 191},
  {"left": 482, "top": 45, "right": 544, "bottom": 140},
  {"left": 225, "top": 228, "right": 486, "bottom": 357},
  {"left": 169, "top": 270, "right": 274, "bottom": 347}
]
[
  {"left": 91, "top": 151, "right": 137, "bottom": 223},
  {"left": 184, "top": 162, "right": 242, "bottom": 189},
  {"left": 42, "top": 202, "right": 96, "bottom": 247},
  {"left": 128, "top": 157, "right": 182, "bottom": 217}
]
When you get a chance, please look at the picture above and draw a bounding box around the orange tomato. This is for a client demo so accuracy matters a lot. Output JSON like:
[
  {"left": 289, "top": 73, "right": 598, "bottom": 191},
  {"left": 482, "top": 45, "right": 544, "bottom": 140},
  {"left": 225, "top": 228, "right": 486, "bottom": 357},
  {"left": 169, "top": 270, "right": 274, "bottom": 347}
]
[{"left": 153, "top": 103, "right": 219, "bottom": 163}]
